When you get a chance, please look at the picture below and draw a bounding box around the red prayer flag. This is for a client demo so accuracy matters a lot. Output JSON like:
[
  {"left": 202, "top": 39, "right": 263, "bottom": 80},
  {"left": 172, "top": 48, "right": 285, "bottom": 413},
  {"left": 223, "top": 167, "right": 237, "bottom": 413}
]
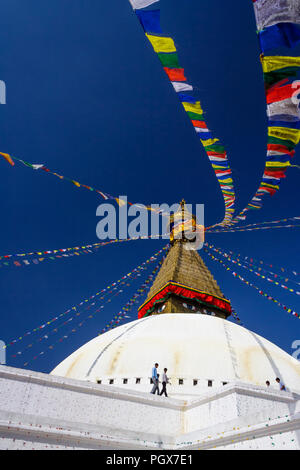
[
  {"left": 194, "top": 121, "right": 208, "bottom": 129},
  {"left": 264, "top": 170, "right": 287, "bottom": 178},
  {"left": 267, "top": 144, "right": 295, "bottom": 156},
  {"left": 191, "top": 120, "right": 205, "bottom": 128},
  {"left": 266, "top": 83, "right": 296, "bottom": 104},
  {"left": 163, "top": 67, "right": 186, "bottom": 81}
]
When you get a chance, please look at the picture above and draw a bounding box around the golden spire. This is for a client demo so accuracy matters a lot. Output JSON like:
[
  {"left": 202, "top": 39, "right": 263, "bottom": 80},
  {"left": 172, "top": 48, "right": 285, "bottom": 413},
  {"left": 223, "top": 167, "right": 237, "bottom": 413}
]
[{"left": 138, "top": 202, "right": 231, "bottom": 320}]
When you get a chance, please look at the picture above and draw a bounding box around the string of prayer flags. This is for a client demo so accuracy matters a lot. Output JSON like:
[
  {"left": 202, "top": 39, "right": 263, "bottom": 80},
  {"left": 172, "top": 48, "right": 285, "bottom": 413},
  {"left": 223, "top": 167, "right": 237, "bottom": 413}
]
[
  {"left": 0, "top": 153, "right": 166, "bottom": 215},
  {"left": 12, "top": 265, "right": 149, "bottom": 361},
  {"left": 231, "top": 0, "right": 300, "bottom": 224},
  {"left": 129, "top": 0, "right": 236, "bottom": 226},
  {"left": 0, "top": 152, "right": 118, "bottom": 200},
  {"left": 231, "top": 307, "right": 244, "bottom": 326},
  {"left": 206, "top": 243, "right": 300, "bottom": 286},
  {"left": 232, "top": 56, "right": 300, "bottom": 223},
  {"left": 207, "top": 223, "right": 300, "bottom": 233},
  {"left": 204, "top": 248, "right": 300, "bottom": 320},
  {"left": 21, "top": 255, "right": 166, "bottom": 368},
  {"left": 0, "top": 241, "right": 122, "bottom": 268},
  {"left": 206, "top": 215, "right": 300, "bottom": 232},
  {"left": 3, "top": 246, "right": 168, "bottom": 353},
  {"left": 98, "top": 256, "right": 165, "bottom": 336},
  {"left": 205, "top": 240, "right": 300, "bottom": 277},
  {"left": 0, "top": 234, "right": 164, "bottom": 264},
  {"left": 205, "top": 243, "right": 300, "bottom": 296}
]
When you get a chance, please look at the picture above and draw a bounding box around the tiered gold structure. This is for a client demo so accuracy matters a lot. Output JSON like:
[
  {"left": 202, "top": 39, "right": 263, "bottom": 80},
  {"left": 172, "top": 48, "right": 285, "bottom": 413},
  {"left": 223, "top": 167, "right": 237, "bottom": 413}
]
[{"left": 138, "top": 201, "right": 231, "bottom": 319}]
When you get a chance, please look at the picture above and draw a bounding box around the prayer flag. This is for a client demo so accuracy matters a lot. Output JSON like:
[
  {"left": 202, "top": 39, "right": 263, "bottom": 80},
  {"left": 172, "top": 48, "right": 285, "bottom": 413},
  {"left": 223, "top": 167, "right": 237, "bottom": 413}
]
[
  {"left": 261, "top": 55, "right": 300, "bottom": 73},
  {"left": 182, "top": 101, "right": 203, "bottom": 114},
  {"left": 171, "top": 81, "right": 193, "bottom": 92},
  {"left": 254, "top": 0, "right": 300, "bottom": 30},
  {"left": 129, "top": 0, "right": 159, "bottom": 9},
  {"left": 146, "top": 34, "right": 176, "bottom": 53},
  {"left": 157, "top": 52, "right": 180, "bottom": 68},
  {"left": 135, "top": 9, "right": 162, "bottom": 34},
  {"left": 259, "top": 22, "right": 300, "bottom": 52},
  {"left": 0, "top": 152, "right": 14, "bottom": 166},
  {"left": 164, "top": 67, "right": 186, "bottom": 81},
  {"left": 268, "top": 126, "right": 300, "bottom": 144}
]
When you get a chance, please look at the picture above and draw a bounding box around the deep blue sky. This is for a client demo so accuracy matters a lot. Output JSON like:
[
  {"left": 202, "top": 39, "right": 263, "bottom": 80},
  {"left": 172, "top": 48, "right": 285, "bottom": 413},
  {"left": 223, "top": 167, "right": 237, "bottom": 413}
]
[{"left": 0, "top": 0, "right": 299, "bottom": 373}]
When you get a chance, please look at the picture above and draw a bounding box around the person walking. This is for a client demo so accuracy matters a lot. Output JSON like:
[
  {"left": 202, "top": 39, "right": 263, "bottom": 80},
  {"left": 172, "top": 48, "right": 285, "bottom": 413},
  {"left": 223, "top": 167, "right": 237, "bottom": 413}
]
[
  {"left": 276, "top": 377, "right": 286, "bottom": 391},
  {"left": 151, "top": 363, "right": 160, "bottom": 394},
  {"left": 160, "top": 368, "right": 170, "bottom": 397}
]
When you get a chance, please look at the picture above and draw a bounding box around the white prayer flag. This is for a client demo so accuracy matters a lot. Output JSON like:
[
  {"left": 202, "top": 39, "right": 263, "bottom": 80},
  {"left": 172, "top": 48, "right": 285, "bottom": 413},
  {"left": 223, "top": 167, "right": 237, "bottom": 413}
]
[
  {"left": 129, "top": 0, "right": 160, "bottom": 10},
  {"left": 254, "top": 0, "right": 300, "bottom": 30},
  {"left": 32, "top": 164, "right": 44, "bottom": 170},
  {"left": 171, "top": 81, "right": 193, "bottom": 92},
  {"left": 267, "top": 97, "right": 300, "bottom": 118},
  {"left": 195, "top": 128, "right": 210, "bottom": 133}
]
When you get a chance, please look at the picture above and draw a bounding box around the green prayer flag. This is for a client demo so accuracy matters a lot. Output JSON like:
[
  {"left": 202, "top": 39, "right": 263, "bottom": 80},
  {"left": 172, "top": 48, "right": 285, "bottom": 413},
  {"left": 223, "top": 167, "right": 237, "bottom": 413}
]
[
  {"left": 157, "top": 52, "right": 180, "bottom": 68},
  {"left": 263, "top": 67, "right": 299, "bottom": 88},
  {"left": 267, "top": 135, "right": 296, "bottom": 150},
  {"left": 204, "top": 144, "right": 226, "bottom": 153},
  {"left": 187, "top": 111, "right": 205, "bottom": 121}
]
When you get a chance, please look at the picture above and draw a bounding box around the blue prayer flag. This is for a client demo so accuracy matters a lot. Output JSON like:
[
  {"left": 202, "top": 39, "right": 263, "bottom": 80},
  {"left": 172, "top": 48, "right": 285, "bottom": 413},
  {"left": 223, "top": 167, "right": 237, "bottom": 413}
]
[
  {"left": 177, "top": 93, "right": 197, "bottom": 104},
  {"left": 199, "top": 132, "right": 213, "bottom": 141},
  {"left": 268, "top": 120, "right": 300, "bottom": 129},
  {"left": 266, "top": 154, "right": 291, "bottom": 162},
  {"left": 135, "top": 9, "right": 162, "bottom": 34},
  {"left": 259, "top": 23, "right": 300, "bottom": 53}
]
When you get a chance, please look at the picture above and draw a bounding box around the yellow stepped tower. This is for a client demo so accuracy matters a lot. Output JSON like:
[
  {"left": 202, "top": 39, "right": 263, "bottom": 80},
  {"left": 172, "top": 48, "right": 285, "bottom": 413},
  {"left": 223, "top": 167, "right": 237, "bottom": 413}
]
[{"left": 138, "top": 202, "right": 231, "bottom": 319}]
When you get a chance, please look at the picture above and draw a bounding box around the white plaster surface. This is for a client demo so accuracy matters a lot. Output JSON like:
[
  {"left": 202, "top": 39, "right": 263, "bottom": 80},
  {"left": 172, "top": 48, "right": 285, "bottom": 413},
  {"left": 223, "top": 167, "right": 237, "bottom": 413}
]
[
  {"left": 0, "top": 365, "right": 300, "bottom": 450},
  {"left": 51, "top": 315, "right": 300, "bottom": 399}
]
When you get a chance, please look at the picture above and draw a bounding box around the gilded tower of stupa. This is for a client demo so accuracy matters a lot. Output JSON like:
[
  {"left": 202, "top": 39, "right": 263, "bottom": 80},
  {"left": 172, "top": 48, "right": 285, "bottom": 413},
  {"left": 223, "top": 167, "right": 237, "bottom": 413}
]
[{"left": 138, "top": 201, "right": 231, "bottom": 319}]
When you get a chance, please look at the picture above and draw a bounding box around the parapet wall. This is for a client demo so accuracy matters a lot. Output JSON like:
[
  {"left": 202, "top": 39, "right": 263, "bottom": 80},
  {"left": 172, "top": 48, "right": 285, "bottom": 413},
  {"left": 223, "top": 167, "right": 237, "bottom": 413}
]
[{"left": 0, "top": 365, "right": 299, "bottom": 450}]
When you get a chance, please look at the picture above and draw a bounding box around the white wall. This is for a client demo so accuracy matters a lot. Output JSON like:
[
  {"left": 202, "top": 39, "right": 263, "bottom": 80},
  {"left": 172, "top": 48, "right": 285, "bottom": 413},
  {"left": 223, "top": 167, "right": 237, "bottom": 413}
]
[{"left": 0, "top": 365, "right": 300, "bottom": 450}]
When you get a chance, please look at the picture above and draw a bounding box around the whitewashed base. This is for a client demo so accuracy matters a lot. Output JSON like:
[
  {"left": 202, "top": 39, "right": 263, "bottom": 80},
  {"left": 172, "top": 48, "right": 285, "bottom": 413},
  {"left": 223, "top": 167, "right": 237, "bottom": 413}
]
[{"left": 0, "top": 365, "right": 300, "bottom": 450}]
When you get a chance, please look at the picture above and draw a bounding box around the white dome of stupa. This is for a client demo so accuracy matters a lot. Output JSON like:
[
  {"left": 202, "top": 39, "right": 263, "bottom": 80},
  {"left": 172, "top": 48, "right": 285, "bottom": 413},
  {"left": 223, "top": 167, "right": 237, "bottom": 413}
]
[{"left": 51, "top": 314, "right": 300, "bottom": 398}]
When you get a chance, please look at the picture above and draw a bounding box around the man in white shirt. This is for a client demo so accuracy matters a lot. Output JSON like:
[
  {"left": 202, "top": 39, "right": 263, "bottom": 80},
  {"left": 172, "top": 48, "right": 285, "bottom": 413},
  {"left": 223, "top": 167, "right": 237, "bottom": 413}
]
[{"left": 160, "top": 368, "right": 170, "bottom": 397}]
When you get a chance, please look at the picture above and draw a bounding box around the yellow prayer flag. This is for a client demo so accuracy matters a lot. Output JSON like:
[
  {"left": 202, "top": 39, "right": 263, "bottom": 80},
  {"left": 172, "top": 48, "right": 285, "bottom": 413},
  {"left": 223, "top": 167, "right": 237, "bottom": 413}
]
[
  {"left": 0, "top": 152, "right": 14, "bottom": 166},
  {"left": 268, "top": 126, "right": 300, "bottom": 144},
  {"left": 218, "top": 178, "right": 233, "bottom": 184},
  {"left": 261, "top": 55, "right": 300, "bottom": 73},
  {"left": 145, "top": 34, "right": 176, "bottom": 53},
  {"left": 201, "top": 138, "right": 220, "bottom": 147},
  {"left": 265, "top": 161, "right": 291, "bottom": 168},
  {"left": 182, "top": 101, "right": 203, "bottom": 114},
  {"left": 212, "top": 165, "right": 228, "bottom": 169},
  {"left": 72, "top": 180, "right": 81, "bottom": 187},
  {"left": 262, "top": 183, "right": 280, "bottom": 190},
  {"left": 116, "top": 198, "right": 127, "bottom": 207}
]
